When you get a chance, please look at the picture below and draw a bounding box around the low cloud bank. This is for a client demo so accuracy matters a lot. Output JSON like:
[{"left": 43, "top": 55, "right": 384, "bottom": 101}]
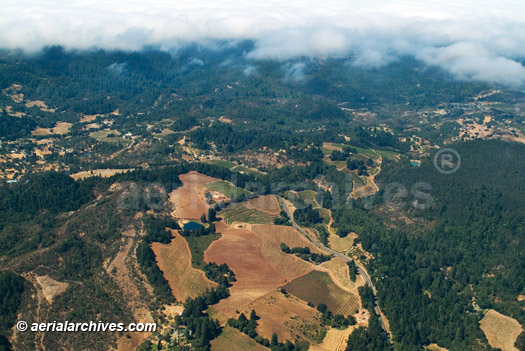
[{"left": 2, "top": 0, "right": 525, "bottom": 85}]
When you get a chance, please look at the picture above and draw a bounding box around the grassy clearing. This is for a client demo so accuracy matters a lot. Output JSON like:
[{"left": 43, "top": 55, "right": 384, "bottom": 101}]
[
  {"left": 231, "top": 165, "right": 263, "bottom": 176},
  {"left": 205, "top": 180, "right": 251, "bottom": 198},
  {"left": 321, "top": 147, "right": 333, "bottom": 156},
  {"left": 211, "top": 327, "right": 269, "bottom": 351},
  {"left": 325, "top": 142, "right": 383, "bottom": 160},
  {"left": 204, "top": 159, "right": 236, "bottom": 169},
  {"left": 352, "top": 146, "right": 379, "bottom": 160},
  {"left": 284, "top": 270, "right": 360, "bottom": 316},
  {"left": 479, "top": 309, "right": 523, "bottom": 351},
  {"left": 185, "top": 234, "right": 221, "bottom": 269},
  {"left": 316, "top": 208, "right": 331, "bottom": 224},
  {"left": 374, "top": 149, "right": 399, "bottom": 161},
  {"left": 89, "top": 129, "right": 120, "bottom": 139},
  {"left": 348, "top": 172, "right": 365, "bottom": 186},
  {"left": 89, "top": 129, "right": 130, "bottom": 144},
  {"left": 220, "top": 203, "right": 277, "bottom": 224}
]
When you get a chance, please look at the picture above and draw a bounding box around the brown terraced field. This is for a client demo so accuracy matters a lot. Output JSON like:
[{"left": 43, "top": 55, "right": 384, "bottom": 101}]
[
  {"left": 169, "top": 171, "right": 218, "bottom": 219},
  {"left": 284, "top": 270, "right": 360, "bottom": 316},
  {"left": 250, "top": 224, "right": 322, "bottom": 279},
  {"left": 204, "top": 222, "right": 286, "bottom": 316},
  {"left": 239, "top": 291, "right": 324, "bottom": 344},
  {"left": 246, "top": 195, "right": 281, "bottom": 215}
]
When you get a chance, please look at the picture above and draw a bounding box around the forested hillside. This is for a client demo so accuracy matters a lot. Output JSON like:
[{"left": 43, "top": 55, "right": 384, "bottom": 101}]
[{"left": 336, "top": 140, "right": 524, "bottom": 350}]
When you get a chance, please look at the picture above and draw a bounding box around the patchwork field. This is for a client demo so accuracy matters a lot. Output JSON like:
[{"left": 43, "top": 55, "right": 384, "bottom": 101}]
[
  {"left": 220, "top": 202, "right": 277, "bottom": 224},
  {"left": 479, "top": 309, "right": 523, "bottom": 351},
  {"left": 319, "top": 257, "right": 364, "bottom": 292},
  {"left": 239, "top": 291, "right": 324, "bottom": 344},
  {"left": 152, "top": 230, "right": 217, "bottom": 302},
  {"left": 284, "top": 270, "right": 360, "bottom": 316},
  {"left": 205, "top": 222, "right": 286, "bottom": 316},
  {"left": 246, "top": 195, "right": 281, "bottom": 215},
  {"left": 169, "top": 171, "right": 219, "bottom": 219},
  {"left": 211, "top": 326, "right": 269, "bottom": 351},
  {"left": 250, "top": 224, "right": 323, "bottom": 279},
  {"left": 205, "top": 179, "right": 250, "bottom": 198}
]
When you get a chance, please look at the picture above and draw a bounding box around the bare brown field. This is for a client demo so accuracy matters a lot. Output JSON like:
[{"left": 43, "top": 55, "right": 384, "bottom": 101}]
[
  {"left": 246, "top": 195, "right": 281, "bottom": 215},
  {"left": 328, "top": 232, "right": 356, "bottom": 253},
  {"left": 153, "top": 230, "right": 217, "bottom": 302},
  {"left": 70, "top": 168, "right": 131, "bottom": 180},
  {"left": 250, "top": 224, "right": 322, "bottom": 279},
  {"left": 205, "top": 222, "right": 286, "bottom": 316},
  {"left": 284, "top": 270, "right": 360, "bottom": 316},
  {"left": 480, "top": 309, "right": 523, "bottom": 351},
  {"left": 239, "top": 291, "right": 323, "bottom": 343},
  {"left": 211, "top": 326, "right": 269, "bottom": 351},
  {"left": 518, "top": 294, "right": 525, "bottom": 301},
  {"left": 169, "top": 171, "right": 219, "bottom": 219}
]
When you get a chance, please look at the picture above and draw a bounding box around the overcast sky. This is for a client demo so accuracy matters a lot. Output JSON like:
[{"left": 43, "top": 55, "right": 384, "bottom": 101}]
[{"left": 2, "top": 0, "right": 525, "bottom": 85}]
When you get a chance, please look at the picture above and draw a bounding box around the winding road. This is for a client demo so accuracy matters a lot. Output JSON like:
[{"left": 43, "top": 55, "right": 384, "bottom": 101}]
[{"left": 277, "top": 196, "right": 392, "bottom": 341}]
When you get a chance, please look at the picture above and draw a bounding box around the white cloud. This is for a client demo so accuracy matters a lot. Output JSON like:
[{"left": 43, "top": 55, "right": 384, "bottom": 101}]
[
  {"left": 283, "top": 62, "right": 306, "bottom": 81},
  {"left": 1, "top": 0, "right": 525, "bottom": 85}
]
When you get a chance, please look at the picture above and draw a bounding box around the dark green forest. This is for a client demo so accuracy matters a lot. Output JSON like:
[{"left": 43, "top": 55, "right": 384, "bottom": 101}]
[{"left": 337, "top": 140, "right": 524, "bottom": 350}]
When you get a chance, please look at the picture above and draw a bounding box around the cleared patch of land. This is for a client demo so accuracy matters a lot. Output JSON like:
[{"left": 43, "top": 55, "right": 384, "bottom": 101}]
[
  {"left": 205, "top": 222, "right": 286, "bottom": 316},
  {"left": 204, "top": 159, "right": 237, "bottom": 169},
  {"left": 169, "top": 171, "right": 219, "bottom": 219},
  {"left": 89, "top": 129, "right": 121, "bottom": 140},
  {"left": 205, "top": 180, "right": 250, "bottom": 199},
  {"left": 35, "top": 275, "right": 68, "bottom": 303},
  {"left": 231, "top": 165, "right": 264, "bottom": 176},
  {"left": 425, "top": 344, "right": 449, "bottom": 351},
  {"left": 211, "top": 326, "right": 269, "bottom": 351},
  {"left": 152, "top": 230, "right": 217, "bottom": 302},
  {"left": 246, "top": 195, "right": 281, "bottom": 215},
  {"left": 319, "top": 257, "right": 364, "bottom": 292},
  {"left": 313, "top": 325, "right": 360, "bottom": 351},
  {"left": 250, "top": 224, "right": 323, "bottom": 279},
  {"left": 25, "top": 100, "right": 55, "bottom": 112},
  {"left": 239, "top": 291, "right": 324, "bottom": 344},
  {"left": 297, "top": 190, "right": 317, "bottom": 203},
  {"left": 220, "top": 202, "right": 277, "bottom": 224},
  {"left": 284, "top": 270, "right": 360, "bottom": 316},
  {"left": 70, "top": 168, "right": 131, "bottom": 180},
  {"left": 480, "top": 309, "right": 523, "bottom": 351},
  {"left": 328, "top": 232, "right": 356, "bottom": 253}
]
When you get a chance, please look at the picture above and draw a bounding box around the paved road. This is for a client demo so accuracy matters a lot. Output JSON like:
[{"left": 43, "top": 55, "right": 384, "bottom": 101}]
[{"left": 278, "top": 196, "right": 391, "bottom": 340}]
